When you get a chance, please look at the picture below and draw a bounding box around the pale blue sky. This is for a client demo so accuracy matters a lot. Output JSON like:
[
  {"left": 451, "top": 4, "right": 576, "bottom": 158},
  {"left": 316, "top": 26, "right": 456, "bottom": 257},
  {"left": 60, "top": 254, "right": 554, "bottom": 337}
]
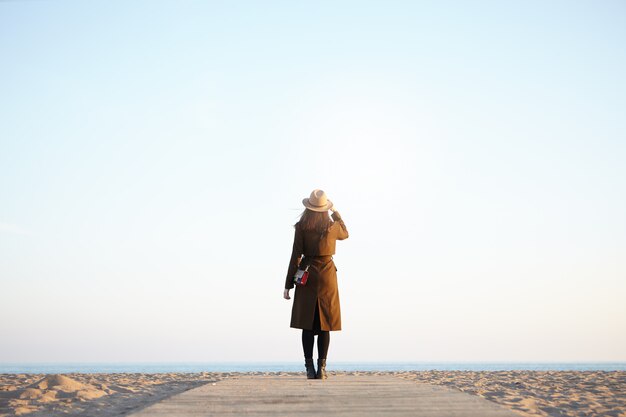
[{"left": 1, "top": 0, "right": 625, "bottom": 363}]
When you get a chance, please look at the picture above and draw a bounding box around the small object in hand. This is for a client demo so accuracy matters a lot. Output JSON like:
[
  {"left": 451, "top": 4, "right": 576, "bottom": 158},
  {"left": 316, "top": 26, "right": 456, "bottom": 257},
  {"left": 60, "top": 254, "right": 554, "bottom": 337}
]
[{"left": 293, "top": 265, "right": 310, "bottom": 286}]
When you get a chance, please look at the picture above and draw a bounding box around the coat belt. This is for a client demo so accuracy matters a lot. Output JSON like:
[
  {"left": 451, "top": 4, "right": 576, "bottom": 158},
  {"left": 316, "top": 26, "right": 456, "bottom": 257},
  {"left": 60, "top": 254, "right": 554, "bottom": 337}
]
[{"left": 304, "top": 255, "right": 333, "bottom": 260}]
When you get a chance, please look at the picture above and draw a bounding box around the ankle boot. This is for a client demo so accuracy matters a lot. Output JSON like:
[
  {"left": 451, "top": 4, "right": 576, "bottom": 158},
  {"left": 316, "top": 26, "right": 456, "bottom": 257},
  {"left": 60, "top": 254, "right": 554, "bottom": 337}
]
[
  {"left": 305, "top": 358, "right": 316, "bottom": 379},
  {"left": 316, "top": 359, "right": 327, "bottom": 380}
]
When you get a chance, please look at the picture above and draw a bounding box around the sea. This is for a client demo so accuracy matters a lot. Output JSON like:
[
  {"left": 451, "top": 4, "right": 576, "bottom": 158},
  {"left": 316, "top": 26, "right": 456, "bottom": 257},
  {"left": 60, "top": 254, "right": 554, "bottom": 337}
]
[{"left": 1, "top": 362, "right": 625, "bottom": 374}]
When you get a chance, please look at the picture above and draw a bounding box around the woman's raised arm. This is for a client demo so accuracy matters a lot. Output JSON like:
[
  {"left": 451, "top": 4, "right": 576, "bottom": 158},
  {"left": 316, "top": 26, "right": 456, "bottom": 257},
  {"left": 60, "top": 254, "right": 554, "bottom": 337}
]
[{"left": 331, "top": 210, "right": 349, "bottom": 240}]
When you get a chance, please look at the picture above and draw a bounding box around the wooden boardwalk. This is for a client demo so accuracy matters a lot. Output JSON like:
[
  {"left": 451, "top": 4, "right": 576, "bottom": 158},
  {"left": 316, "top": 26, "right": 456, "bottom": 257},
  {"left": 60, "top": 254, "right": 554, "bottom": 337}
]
[{"left": 129, "top": 374, "right": 518, "bottom": 416}]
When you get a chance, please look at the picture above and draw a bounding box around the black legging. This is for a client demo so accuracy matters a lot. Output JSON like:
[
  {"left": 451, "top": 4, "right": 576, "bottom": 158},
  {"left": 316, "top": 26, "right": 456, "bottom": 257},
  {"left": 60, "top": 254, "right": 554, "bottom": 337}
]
[
  {"left": 302, "top": 330, "right": 329, "bottom": 360},
  {"left": 302, "top": 302, "right": 330, "bottom": 359}
]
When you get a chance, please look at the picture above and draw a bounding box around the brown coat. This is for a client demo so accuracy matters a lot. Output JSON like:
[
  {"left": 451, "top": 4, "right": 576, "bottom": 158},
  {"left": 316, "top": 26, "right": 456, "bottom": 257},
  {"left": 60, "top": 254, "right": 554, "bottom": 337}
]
[{"left": 285, "top": 211, "right": 349, "bottom": 331}]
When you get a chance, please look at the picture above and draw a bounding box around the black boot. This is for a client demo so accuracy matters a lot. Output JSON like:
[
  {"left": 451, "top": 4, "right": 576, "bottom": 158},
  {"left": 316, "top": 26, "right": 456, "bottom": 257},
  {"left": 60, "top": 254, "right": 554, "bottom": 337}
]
[
  {"left": 305, "top": 358, "right": 316, "bottom": 379},
  {"left": 316, "top": 359, "right": 327, "bottom": 380}
]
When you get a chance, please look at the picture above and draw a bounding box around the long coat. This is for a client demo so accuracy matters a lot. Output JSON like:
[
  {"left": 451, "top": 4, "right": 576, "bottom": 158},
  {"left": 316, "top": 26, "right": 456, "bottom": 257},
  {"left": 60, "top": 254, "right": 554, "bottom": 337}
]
[{"left": 285, "top": 211, "right": 349, "bottom": 331}]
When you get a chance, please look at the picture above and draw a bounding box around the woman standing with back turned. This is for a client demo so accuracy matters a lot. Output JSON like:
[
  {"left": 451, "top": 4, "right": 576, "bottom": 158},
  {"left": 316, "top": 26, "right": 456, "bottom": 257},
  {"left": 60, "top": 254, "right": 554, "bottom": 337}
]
[{"left": 283, "top": 189, "right": 349, "bottom": 379}]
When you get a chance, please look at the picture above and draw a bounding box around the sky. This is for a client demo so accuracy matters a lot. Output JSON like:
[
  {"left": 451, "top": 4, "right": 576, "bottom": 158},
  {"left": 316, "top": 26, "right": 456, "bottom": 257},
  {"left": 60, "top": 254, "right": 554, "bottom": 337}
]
[{"left": 1, "top": 0, "right": 625, "bottom": 363}]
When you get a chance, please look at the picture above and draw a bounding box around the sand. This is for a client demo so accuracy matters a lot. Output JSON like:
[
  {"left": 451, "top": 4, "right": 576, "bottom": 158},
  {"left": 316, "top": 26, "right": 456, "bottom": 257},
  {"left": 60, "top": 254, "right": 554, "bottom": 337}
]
[
  {"left": 396, "top": 371, "right": 626, "bottom": 417},
  {"left": 1, "top": 371, "right": 624, "bottom": 416},
  {"left": 0, "top": 372, "right": 217, "bottom": 416}
]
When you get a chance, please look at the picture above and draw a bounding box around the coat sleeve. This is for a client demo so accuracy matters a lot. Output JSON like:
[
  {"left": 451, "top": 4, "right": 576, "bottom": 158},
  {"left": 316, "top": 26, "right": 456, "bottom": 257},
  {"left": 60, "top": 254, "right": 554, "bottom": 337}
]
[
  {"left": 331, "top": 211, "right": 349, "bottom": 240},
  {"left": 285, "top": 225, "right": 304, "bottom": 289}
]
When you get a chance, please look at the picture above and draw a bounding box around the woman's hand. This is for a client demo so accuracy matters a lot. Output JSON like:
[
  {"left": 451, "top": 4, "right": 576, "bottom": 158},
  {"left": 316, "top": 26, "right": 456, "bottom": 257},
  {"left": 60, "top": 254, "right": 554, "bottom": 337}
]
[{"left": 283, "top": 289, "right": 291, "bottom": 300}]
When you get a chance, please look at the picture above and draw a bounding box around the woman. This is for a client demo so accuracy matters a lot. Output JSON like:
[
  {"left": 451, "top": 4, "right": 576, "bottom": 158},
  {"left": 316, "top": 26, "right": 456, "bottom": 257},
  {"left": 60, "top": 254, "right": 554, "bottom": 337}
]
[{"left": 283, "top": 189, "right": 349, "bottom": 380}]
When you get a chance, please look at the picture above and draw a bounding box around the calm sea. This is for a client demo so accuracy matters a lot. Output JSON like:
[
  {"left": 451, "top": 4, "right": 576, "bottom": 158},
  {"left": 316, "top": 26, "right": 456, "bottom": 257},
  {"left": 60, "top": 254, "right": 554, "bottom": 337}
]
[{"left": 1, "top": 362, "right": 624, "bottom": 374}]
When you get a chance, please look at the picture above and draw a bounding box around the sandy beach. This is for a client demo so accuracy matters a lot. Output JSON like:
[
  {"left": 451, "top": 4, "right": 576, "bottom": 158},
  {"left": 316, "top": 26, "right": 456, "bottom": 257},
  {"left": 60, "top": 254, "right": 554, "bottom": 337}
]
[
  {"left": 0, "top": 372, "right": 218, "bottom": 416},
  {"left": 396, "top": 371, "right": 626, "bottom": 417},
  {"left": 1, "top": 371, "right": 624, "bottom": 417}
]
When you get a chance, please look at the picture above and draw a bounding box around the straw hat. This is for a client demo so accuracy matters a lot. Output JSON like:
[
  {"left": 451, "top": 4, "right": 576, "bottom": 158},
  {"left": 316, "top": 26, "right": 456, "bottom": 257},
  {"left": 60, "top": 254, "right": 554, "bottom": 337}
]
[{"left": 302, "top": 189, "right": 334, "bottom": 212}]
